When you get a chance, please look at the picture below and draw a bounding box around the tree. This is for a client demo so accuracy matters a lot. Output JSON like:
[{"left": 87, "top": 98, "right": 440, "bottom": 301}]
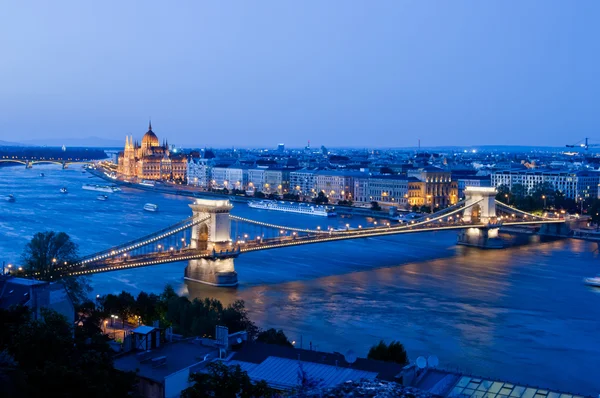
[
  {"left": 0, "top": 306, "right": 136, "bottom": 397},
  {"left": 314, "top": 191, "right": 328, "bottom": 205},
  {"left": 589, "top": 199, "right": 600, "bottom": 225},
  {"left": 256, "top": 328, "right": 293, "bottom": 347},
  {"left": 253, "top": 191, "right": 266, "bottom": 199},
  {"left": 59, "top": 276, "right": 92, "bottom": 307},
  {"left": 181, "top": 362, "right": 275, "bottom": 398},
  {"left": 367, "top": 340, "right": 408, "bottom": 365},
  {"left": 283, "top": 193, "right": 300, "bottom": 201},
  {"left": 135, "top": 291, "right": 161, "bottom": 325},
  {"left": 21, "top": 231, "right": 79, "bottom": 277},
  {"left": 370, "top": 201, "right": 382, "bottom": 211},
  {"left": 495, "top": 184, "right": 511, "bottom": 203}
]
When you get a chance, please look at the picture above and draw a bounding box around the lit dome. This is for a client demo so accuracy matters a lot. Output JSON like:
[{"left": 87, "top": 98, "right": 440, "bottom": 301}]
[{"left": 141, "top": 121, "right": 159, "bottom": 148}]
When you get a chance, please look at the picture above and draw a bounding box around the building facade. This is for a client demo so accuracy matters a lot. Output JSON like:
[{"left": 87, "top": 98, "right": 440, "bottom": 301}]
[
  {"left": 187, "top": 157, "right": 213, "bottom": 188},
  {"left": 366, "top": 176, "right": 409, "bottom": 207},
  {"left": 117, "top": 122, "right": 187, "bottom": 181},
  {"left": 491, "top": 169, "right": 600, "bottom": 199},
  {"left": 407, "top": 166, "right": 458, "bottom": 209}
]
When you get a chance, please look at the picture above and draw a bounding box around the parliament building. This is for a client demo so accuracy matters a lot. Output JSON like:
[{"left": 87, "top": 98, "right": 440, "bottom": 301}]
[{"left": 117, "top": 122, "right": 187, "bottom": 181}]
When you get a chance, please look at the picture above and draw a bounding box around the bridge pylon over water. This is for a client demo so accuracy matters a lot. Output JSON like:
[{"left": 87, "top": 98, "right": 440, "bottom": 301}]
[{"left": 185, "top": 199, "right": 238, "bottom": 286}]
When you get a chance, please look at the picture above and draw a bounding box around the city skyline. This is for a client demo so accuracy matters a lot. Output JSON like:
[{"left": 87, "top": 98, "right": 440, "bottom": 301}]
[{"left": 1, "top": 2, "right": 599, "bottom": 147}]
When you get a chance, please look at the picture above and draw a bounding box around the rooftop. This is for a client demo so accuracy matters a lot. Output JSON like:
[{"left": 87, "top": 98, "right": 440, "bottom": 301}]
[{"left": 113, "top": 340, "right": 216, "bottom": 383}]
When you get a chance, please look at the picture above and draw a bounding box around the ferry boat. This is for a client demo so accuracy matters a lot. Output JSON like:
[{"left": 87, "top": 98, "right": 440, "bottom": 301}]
[
  {"left": 5, "top": 194, "right": 15, "bottom": 202},
  {"left": 584, "top": 275, "right": 600, "bottom": 287},
  {"left": 82, "top": 184, "right": 121, "bottom": 193},
  {"left": 96, "top": 194, "right": 108, "bottom": 201},
  {"left": 139, "top": 180, "right": 155, "bottom": 187},
  {"left": 60, "top": 187, "right": 68, "bottom": 194},
  {"left": 143, "top": 203, "right": 158, "bottom": 212},
  {"left": 248, "top": 200, "right": 336, "bottom": 217}
]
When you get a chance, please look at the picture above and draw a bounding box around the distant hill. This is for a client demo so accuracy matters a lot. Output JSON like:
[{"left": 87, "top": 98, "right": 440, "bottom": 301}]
[
  {"left": 21, "top": 136, "right": 123, "bottom": 148},
  {"left": 0, "top": 139, "right": 26, "bottom": 146}
]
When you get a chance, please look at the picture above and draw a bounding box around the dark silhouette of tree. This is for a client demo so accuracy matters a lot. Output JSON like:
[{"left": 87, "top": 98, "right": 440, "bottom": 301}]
[
  {"left": 314, "top": 191, "right": 328, "bottom": 205},
  {"left": 181, "top": 362, "right": 274, "bottom": 398},
  {"left": 21, "top": 231, "right": 79, "bottom": 277},
  {"left": 370, "top": 201, "right": 382, "bottom": 211},
  {"left": 0, "top": 306, "right": 135, "bottom": 397},
  {"left": 256, "top": 328, "right": 293, "bottom": 347},
  {"left": 367, "top": 340, "right": 408, "bottom": 365},
  {"left": 253, "top": 191, "right": 266, "bottom": 199}
]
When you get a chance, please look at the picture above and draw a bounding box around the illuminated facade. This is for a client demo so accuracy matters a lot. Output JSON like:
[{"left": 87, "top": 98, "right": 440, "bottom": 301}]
[{"left": 117, "top": 122, "right": 187, "bottom": 181}]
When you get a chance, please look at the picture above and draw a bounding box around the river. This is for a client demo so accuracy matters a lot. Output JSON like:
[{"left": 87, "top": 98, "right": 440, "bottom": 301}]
[{"left": 1, "top": 164, "right": 599, "bottom": 395}]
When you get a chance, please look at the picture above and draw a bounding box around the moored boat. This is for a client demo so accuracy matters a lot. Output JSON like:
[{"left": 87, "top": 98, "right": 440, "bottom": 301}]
[
  {"left": 96, "top": 194, "right": 108, "bottom": 201},
  {"left": 248, "top": 200, "right": 336, "bottom": 217},
  {"left": 584, "top": 275, "right": 600, "bottom": 287},
  {"left": 5, "top": 194, "right": 16, "bottom": 202},
  {"left": 143, "top": 203, "right": 158, "bottom": 212},
  {"left": 82, "top": 184, "right": 121, "bottom": 193}
]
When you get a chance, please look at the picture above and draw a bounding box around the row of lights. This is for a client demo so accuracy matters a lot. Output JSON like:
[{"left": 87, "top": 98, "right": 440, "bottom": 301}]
[{"left": 77, "top": 216, "right": 209, "bottom": 266}]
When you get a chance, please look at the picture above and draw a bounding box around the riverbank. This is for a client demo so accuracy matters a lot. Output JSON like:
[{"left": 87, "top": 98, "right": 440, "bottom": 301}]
[{"left": 88, "top": 167, "right": 399, "bottom": 220}]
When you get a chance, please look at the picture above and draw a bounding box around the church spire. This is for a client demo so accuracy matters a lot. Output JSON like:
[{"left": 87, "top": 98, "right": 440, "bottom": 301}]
[
  {"left": 125, "top": 136, "right": 129, "bottom": 148},
  {"left": 148, "top": 119, "right": 152, "bottom": 132}
]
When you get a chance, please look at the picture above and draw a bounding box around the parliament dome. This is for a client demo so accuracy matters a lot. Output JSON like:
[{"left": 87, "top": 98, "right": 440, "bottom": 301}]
[{"left": 142, "top": 121, "right": 159, "bottom": 148}]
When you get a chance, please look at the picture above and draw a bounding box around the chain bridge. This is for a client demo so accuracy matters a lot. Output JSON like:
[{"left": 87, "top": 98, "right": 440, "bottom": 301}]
[
  {"left": 0, "top": 158, "right": 93, "bottom": 169},
  {"left": 29, "top": 187, "right": 567, "bottom": 287}
]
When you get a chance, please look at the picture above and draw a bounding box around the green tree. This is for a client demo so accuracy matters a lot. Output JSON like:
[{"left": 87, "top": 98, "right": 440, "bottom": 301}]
[
  {"left": 181, "top": 362, "right": 274, "bottom": 398},
  {"left": 511, "top": 183, "right": 526, "bottom": 199},
  {"left": 589, "top": 199, "right": 600, "bottom": 225},
  {"left": 59, "top": 276, "right": 93, "bottom": 307},
  {"left": 135, "top": 291, "right": 161, "bottom": 325},
  {"left": 21, "top": 231, "right": 79, "bottom": 277},
  {"left": 314, "top": 191, "right": 328, "bottom": 205},
  {"left": 370, "top": 201, "right": 382, "bottom": 211},
  {"left": 0, "top": 306, "right": 135, "bottom": 397},
  {"left": 253, "top": 191, "right": 266, "bottom": 199},
  {"left": 367, "top": 340, "right": 409, "bottom": 365},
  {"left": 256, "top": 328, "right": 293, "bottom": 347},
  {"left": 495, "top": 184, "right": 511, "bottom": 203}
]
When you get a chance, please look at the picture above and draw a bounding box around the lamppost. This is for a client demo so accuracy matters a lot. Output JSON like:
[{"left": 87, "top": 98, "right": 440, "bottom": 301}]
[{"left": 542, "top": 195, "right": 546, "bottom": 209}]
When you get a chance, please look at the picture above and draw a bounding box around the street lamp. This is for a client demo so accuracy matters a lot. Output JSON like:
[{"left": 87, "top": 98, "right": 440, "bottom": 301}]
[{"left": 542, "top": 195, "right": 546, "bottom": 209}]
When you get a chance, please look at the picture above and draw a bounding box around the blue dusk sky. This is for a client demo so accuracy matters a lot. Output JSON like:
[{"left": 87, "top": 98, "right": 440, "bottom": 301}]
[{"left": 1, "top": 1, "right": 599, "bottom": 148}]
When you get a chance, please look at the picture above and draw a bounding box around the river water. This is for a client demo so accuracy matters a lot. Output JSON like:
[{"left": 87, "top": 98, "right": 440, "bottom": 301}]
[{"left": 1, "top": 165, "right": 599, "bottom": 395}]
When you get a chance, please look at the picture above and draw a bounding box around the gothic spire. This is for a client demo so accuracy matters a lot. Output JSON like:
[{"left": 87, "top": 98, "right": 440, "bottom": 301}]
[{"left": 148, "top": 119, "right": 152, "bottom": 132}]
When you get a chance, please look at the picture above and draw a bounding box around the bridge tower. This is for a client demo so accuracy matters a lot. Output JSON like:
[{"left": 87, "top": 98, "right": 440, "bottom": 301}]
[
  {"left": 184, "top": 199, "right": 238, "bottom": 287},
  {"left": 458, "top": 187, "right": 503, "bottom": 248},
  {"left": 462, "top": 187, "right": 497, "bottom": 223}
]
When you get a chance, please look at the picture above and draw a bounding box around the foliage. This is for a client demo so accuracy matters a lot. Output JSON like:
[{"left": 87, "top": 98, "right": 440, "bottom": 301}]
[
  {"left": 59, "top": 276, "right": 93, "bottom": 308},
  {"left": 419, "top": 205, "right": 431, "bottom": 213},
  {"left": 282, "top": 193, "right": 300, "bottom": 201},
  {"left": 21, "top": 231, "right": 79, "bottom": 277},
  {"left": 589, "top": 199, "right": 600, "bottom": 225},
  {"left": 181, "top": 362, "right": 275, "bottom": 398},
  {"left": 314, "top": 191, "right": 328, "bottom": 205},
  {"left": 411, "top": 205, "right": 419, "bottom": 212},
  {"left": 267, "top": 192, "right": 279, "bottom": 200},
  {"left": 370, "top": 201, "right": 381, "bottom": 211},
  {"left": 367, "top": 340, "right": 409, "bottom": 365},
  {"left": 256, "top": 328, "right": 293, "bottom": 347},
  {"left": 337, "top": 200, "right": 353, "bottom": 206},
  {"left": 99, "top": 291, "right": 136, "bottom": 328},
  {"left": 0, "top": 306, "right": 135, "bottom": 397},
  {"left": 253, "top": 191, "right": 266, "bottom": 199},
  {"left": 294, "top": 363, "right": 325, "bottom": 397},
  {"left": 164, "top": 296, "right": 258, "bottom": 338}
]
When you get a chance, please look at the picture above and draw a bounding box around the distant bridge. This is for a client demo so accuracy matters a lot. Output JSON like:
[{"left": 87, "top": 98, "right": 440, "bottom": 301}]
[
  {"left": 21, "top": 188, "right": 567, "bottom": 287},
  {"left": 0, "top": 158, "right": 94, "bottom": 169}
]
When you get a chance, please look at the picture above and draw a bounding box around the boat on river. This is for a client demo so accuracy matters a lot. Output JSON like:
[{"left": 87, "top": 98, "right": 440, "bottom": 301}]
[
  {"left": 82, "top": 183, "right": 121, "bottom": 193},
  {"left": 5, "top": 194, "right": 16, "bottom": 202},
  {"left": 60, "top": 187, "right": 68, "bottom": 194},
  {"left": 248, "top": 200, "right": 336, "bottom": 217},
  {"left": 143, "top": 203, "right": 158, "bottom": 212},
  {"left": 39, "top": 173, "right": 45, "bottom": 177},
  {"left": 96, "top": 194, "right": 108, "bottom": 201},
  {"left": 584, "top": 275, "right": 600, "bottom": 287}
]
